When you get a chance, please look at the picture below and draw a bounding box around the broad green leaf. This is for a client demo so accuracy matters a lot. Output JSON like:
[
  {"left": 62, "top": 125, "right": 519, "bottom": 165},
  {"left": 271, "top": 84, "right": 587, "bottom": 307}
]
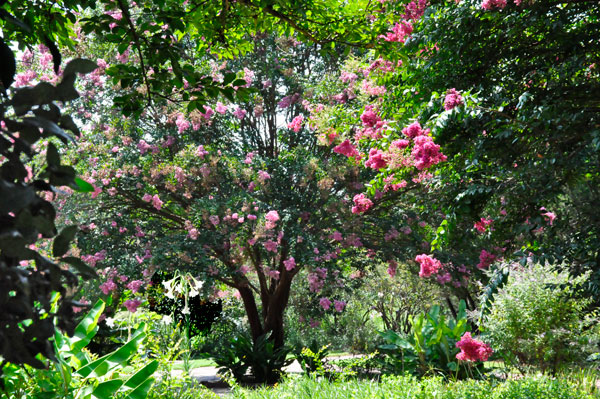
[{"left": 92, "top": 379, "right": 124, "bottom": 399}]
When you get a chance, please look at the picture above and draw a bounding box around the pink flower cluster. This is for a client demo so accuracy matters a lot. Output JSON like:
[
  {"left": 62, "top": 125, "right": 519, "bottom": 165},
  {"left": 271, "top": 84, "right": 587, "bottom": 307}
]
[
  {"left": 444, "top": 88, "right": 464, "bottom": 111},
  {"left": 126, "top": 280, "right": 144, "bottom": 293},
  {"left": 100, "top": 279, "right": 117, "bottom": 295},
  {"left": 474, "top": 217, "right": 493, "bottom": 233},
  {"left": 402, "top": 121, "right": 427, "bottom": 139},
  {"left": 283, "top": 257, "right": 296, "bottom": 271},
  {"left": 411, "top": 135, "right": 447, "bottom": 170},
  {"left": 415, "top": 254, "right": 443, "bottom": 277},
  {"left": 334, "top": 300, "right": 346, "bottom": 312},
  {"left": 319, "top": 297, "right": 332, "bottom": 310},
  {"left": 380, "top": 21, "right": 413, "bottom": 43},
  {"left": 333, "top": 139, "right": 361, "bottom": 159},
  {"left": 287, "top": 115, "right": 304, "bottom": 133},
  {"left": 307, "top": 267, "right": 328, "bottom": 292},
  {"left": 481, "top": 0, "right": 508, "bottom": 9},
  {"left": 455, "top": 332, "right": 493, "bottom": 362},
  {"left": 360, "top": 106, "right": 381, "bottom": 128},
  {"left": 365, "top": 148, "right": 388, "bottom": 170},
  {"left": 351, "top": 193, "right": 373, "bottom": 214},
  {"left": 477, "top": 249, "right": 497, "bottom": 269},
  {"left": 123, "top": 299, "right": 142, "bottom": 313}
]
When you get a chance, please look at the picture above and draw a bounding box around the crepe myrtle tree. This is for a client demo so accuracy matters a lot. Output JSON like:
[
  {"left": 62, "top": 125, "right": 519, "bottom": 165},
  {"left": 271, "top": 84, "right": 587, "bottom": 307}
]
[
  {"left": 311, "top": 0, "right": 600, "bottom": 310},
  {"left": 57, "top": 28, "right": 451, "bottom": 349}
]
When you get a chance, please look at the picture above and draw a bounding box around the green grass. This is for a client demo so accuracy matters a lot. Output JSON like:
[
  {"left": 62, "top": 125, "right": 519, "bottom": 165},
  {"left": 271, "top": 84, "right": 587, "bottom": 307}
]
[
  {"left": 172, "top": 358, "right": 218, "bottom": 370},
  {"left": 230, "top": 374, "right": 599, "bottom": 399}
]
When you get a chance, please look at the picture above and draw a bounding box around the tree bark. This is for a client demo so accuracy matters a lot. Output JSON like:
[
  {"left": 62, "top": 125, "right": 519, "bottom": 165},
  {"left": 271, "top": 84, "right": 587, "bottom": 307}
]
[{"left": 237, "top": 284, "right": 264, "bottom": 342}]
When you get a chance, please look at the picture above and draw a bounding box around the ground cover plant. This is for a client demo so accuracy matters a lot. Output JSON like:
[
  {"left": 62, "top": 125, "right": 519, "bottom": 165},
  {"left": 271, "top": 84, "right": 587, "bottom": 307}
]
[{"left": 229, "top": 374, "right": 599, "bottom": 399}]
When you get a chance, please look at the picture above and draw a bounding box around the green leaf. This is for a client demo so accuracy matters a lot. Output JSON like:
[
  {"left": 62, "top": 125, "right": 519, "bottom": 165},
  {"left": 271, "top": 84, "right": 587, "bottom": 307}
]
[
  {"left": 52, "top": 225, "right": 78, "bottom": 257},
  {"left": 92, "top": 379, "right": 124, "bottom": 399},
  {"left": 125, "top": 378, "right": 154, "bottom": 399},
  {"left": 123, "top": 360, "right": 158, "bottom": 390},
  {"left": 73, "top": 177, "right": 94, "bottom": 193},
  {"left": 62, "top": 256, "right": 97, "bottom": 279}
]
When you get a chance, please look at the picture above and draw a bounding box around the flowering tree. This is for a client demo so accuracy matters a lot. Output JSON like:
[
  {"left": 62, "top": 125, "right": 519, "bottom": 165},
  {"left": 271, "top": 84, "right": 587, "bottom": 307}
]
[
  {"left": 308, "top": 0, "right": 600, "bottom": 308},
  {"left": 54, "top": 24, "right": 455, "bottom": 350}
]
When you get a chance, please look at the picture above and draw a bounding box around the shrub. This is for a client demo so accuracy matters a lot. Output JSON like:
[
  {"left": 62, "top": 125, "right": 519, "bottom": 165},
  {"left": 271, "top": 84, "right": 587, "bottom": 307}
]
[{"left": 482, "top": 262, "right": 596, "bottom": 373}]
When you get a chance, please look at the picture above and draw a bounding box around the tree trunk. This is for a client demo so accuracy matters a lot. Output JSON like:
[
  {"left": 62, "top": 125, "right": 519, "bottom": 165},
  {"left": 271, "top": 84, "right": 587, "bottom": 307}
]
[
  {"left": 237, "top": 285, "right": 264, "bottom": 342},
  {"left": 263, "top": 274, "right": 293, "bottom": 349}
]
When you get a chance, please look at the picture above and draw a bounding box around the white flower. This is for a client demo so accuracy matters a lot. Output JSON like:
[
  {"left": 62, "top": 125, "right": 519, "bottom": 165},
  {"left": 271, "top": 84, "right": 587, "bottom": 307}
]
[
  {"left": 181, "top": 306, "right": 190, "bottom": 315},
  {"left": 105, "top": 317, "right": 115, "bottom": 328},
  {"left": 161, "top": 315, "right": 173, "bottom": 325}
]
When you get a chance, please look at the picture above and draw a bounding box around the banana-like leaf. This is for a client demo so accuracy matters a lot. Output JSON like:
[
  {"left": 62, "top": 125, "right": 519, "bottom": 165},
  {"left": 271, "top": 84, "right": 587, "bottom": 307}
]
[
  {"left": 92, "top": 379, "right": 124, "bottom": 399},
  {"left": 122, "top": 360, "right": 158, "bottom": 390}
]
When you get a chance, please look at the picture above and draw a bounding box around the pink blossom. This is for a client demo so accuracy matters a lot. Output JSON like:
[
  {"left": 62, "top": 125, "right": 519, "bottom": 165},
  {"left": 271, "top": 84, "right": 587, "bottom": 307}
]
[
  {"left": 436, "top": 272, "right": 452, "bottom": 284},
  {"left": 330, "top": 231, "right": 343, "bottom": 241},
  {"left": 387, "top": 259, "right": 398, "bottom": 278},
  {"left": 258, "top": 170, "right": 271, "bottom": 181},
  {"left": 351, "top": 193, "right": 373, "bottom": 214},
  {"left": 481, "top": 0, "right": 507, "bottom": 9},
  {"left": 123, "top": 299, "right": 142, "bottom": 313},
  {"left": 455, "top": 332, "right": 493, "bottom": 361},
  {"left": 263, "top": 240, "right": 278, "bottom": 252},
  {"left": 360, "top": 106, "right": 381, "bottom": 128},
  {"left": 215, "top": 102, "right": 228, "bottom": 114},
  {"left": 137, "top": 139, "right": 152, "bottom": 154},
  {"left": 444, "top": 88, "right": 464, "bottom": 110},
  {"left": 379, "top": 21, "right": 413, "bottom": 43},
  {"left": 266, "top": 269, "right": 280, "bottom": 280},
  {"left": 100, "top": 280, "right": 117, "bottom": 295},
  {"left": 477, "top": 249, "right": 497, "bottom": 269},
  {"left": 334, "top": 300, "right": 346, "bottom": 312},
  {"left": 340, "top": 71, "right": 358, "bottom": 83},
  {"left": 248, "top": 214, "right": 257, "bottom": 220},
  {"left": 333, "top": 139, "right": 361, "bottom": 159},
  {"left": 287, "top": 115, "right": 304, "bottom": 132},
  {"left": 415, "top": 254, "right": 443, "bottom": 277},
  {"left": 474, "top": 217, "right": 493, "bottom": 233},
  {"left": 244, "top": 151, "right": 256, "bottom": 164},
  {"left": 243, "top": 67, "right": 255, "bottom": 87},
  {"left": 175, "top": 113, "right": 190, "bottom": 133},
  {"left": 188, "top": 228, "right": 199, "bottom": 240},
  {"left": 319, "top": 297, "right": 332, "bottom": 310},
  {"left": 402, "top": 121, "right": 426, "bottom": 139},
  {"left": 309, "top": 319, "right": 320, "bottom": 328},
  {"left": 411, "top": 135, "right": 447, "bottom": 170},
  {"left": 278, "top": 94, "right": 300, "bottom": 109},
  {"left": 151, "top": 194, "right": 163, "bottom": 210},
  {"left": 542, "top": 210, "right": 556, "bottom": 225},
  {"left": 233, "top": 107, "right": 246, "bottom": 120},
  {"left": 365, "top": 148, "right": 388, "bottom": 170},
  {"left": 196, "top": 145, "right": 208, "bottom": 158},
  {"left": 126, "top": 280, "right": 144, "bottom": 293},
  {"left": 392, "top": 139, "right": 410, "bottom": 149},
  {"left": 283, "top": 257, "right": 296, "bottom": 271},
  {"left": 384, "top": 228, "right": 399, "bottom": 242},
  {"left": 265, "top": 210, "right": 280, "bottom": 222}
]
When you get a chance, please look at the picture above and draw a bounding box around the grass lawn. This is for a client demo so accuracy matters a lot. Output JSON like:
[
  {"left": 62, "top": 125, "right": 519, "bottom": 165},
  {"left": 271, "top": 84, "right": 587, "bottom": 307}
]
[{"left": 172, "top": 358, "right": 218, "bottom": 369}]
